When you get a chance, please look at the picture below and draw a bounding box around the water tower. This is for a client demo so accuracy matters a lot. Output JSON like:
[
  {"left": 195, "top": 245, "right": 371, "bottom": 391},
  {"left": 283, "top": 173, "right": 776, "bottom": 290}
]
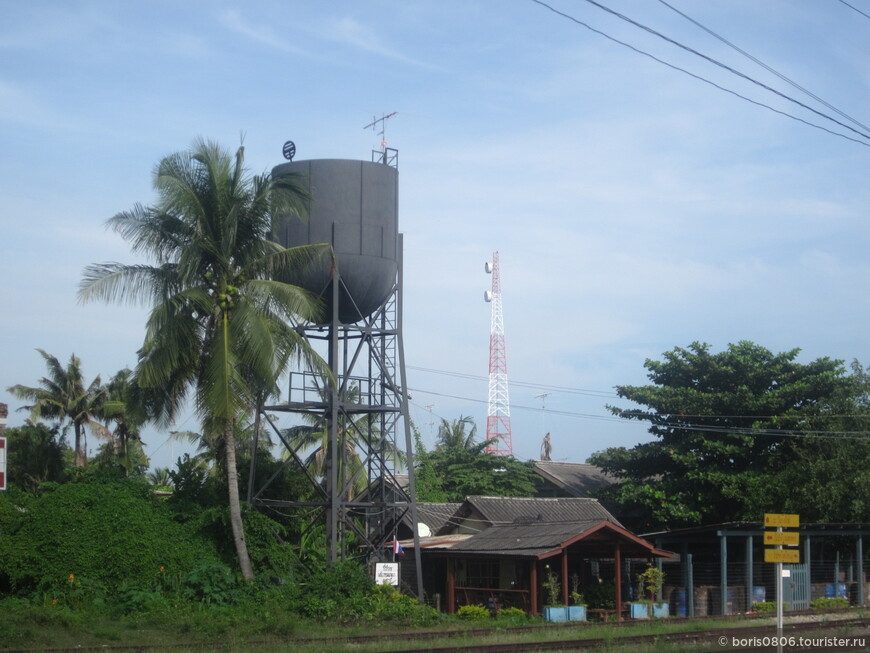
[{"left": 249, "top": 154, "right": 423, "bottom": 597}]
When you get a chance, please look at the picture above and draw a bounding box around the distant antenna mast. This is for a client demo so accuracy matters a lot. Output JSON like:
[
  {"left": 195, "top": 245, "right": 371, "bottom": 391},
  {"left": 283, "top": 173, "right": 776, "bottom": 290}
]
[
  {"left": 484, "top": 252, "right": 512, "bottom": 455},
  {"left": 364, "top": 111, "right": 399, "bottom": 167}
]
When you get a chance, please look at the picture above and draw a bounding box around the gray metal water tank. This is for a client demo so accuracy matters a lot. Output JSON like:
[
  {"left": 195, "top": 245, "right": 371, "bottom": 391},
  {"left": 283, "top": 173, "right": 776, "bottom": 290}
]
[{"left": 272, "top": 159, "right": 398, "bottom": 325}]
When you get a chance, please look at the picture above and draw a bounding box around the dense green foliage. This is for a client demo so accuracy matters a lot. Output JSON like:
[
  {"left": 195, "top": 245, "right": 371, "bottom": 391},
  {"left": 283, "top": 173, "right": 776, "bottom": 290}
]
[
  {"left": 414, "top": 417, "right": 539, "bottom": 502},
  {"left": 3, "top": 423, "right": 68, "bottom": 492},
  {"left": 811, "top": 597, "right": 849, "bottom": 610},
  {"left": 590, "top": 341, "right": 870, "bottom": 531},
  {"left": 0, "top": 474, "right": 220, "bottom": 594},
  {"left": 456, "top": 604, "right": 491, "bottom": 620},
  {"left": 79, "top": 139, "right": 331, "bottom": 579},
  {"left": 0, "top": 468, "right": 443, "bottom": 649}
]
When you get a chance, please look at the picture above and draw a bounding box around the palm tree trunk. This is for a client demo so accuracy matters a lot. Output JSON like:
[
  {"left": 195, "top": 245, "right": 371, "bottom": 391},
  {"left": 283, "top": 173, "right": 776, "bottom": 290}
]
[
  {"left": 74, "top": 422, "right": 86, "bottom": 467},
  {"left": 224, "top": 419, "right": 254, "bottom": 580}
]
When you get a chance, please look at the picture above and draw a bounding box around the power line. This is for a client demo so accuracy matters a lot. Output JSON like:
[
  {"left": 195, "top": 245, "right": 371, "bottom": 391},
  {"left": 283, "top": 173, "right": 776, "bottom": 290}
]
[
  {"left": 529, "top": 0, "right": 870, "bottom": 147},
  {"left": 407, "top": 365, "right": 618, "bottom": 398},
  {"left": 656, "top": 0, "right": 870, "bottom": 134},
  {"left": 838, "top": 0, "right": 870, "bottom": 22},
  {"left": 407, "top": 386, "right": 870, "bottom": 440},
  {"left": 575, "top": 0, "right": 870, "bottom": 141},
  {"left": 409, "top": 366, "right": 870, "bottom": 420}
]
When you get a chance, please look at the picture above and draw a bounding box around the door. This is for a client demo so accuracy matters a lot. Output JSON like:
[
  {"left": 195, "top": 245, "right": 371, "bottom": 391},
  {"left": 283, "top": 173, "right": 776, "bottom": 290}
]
[{"left": 783, "top": 564, "right": 810, "bottom": 611}]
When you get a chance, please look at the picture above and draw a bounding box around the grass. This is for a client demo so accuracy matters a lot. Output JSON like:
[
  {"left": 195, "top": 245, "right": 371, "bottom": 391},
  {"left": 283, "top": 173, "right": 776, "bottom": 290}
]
[{"left": 2, "top": 598, "right": 866, "bottom": 653}]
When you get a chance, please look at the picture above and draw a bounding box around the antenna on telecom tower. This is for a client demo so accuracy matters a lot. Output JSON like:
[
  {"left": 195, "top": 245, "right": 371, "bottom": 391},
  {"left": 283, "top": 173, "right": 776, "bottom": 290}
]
[
  {"left": 484, "top": 252, "right": 512, "bottom": 456},
  {"left": 364, "top": 112, "right": 399, "bottom": 167}
]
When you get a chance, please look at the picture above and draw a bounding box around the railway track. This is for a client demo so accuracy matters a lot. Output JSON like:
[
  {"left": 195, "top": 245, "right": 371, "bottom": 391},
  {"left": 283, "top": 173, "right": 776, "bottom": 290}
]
[
  {"left": 382, "top": 615, "right": 870, "bottom": 653},
  {"left": 6, "top": 612, "right": 870, "bottom": 652}
]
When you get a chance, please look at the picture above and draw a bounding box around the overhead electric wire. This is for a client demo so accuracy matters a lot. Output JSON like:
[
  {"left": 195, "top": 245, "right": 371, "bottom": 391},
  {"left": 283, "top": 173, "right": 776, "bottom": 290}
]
[
  {"left": 409, "top": 365, "right": 870, "bottom": 419},
  {"left": 838, "top": 0, "right": 870, "bottom": 22},
  {"left": 407, "top": 386, "right": 870, "bottom": 440},
  {"left": 529, "top": 0, "right": 870, "bottom": 147},
  {"left": 408, "top": 365, "right": 617, "bottom": 398},
  {"left": 574, "top": 0, "right": 870, "bottom": 141},
  {"left": 656, "top": 0, "right": 870, "bottom": 134}
]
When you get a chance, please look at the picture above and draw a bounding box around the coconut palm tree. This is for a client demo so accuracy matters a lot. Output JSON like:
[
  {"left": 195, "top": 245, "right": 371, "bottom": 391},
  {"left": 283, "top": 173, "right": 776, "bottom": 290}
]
[
  {"left": 284, "top": 385, "right": 405, "bottom": 501},
  {"left": 435, "top": 415, "right": 485, "bottom": 451},
  {"left": 78, "top": 138, "right": 331, "bottom": 580},
  {"left": 97, "top": 368, "right": 150, "bottom": 474},
  {"left": 7, "top": 349, "right": 109, "bottom": 467},
  {"left": 147, "top": 466, "right": 173, "bottom": 490}
]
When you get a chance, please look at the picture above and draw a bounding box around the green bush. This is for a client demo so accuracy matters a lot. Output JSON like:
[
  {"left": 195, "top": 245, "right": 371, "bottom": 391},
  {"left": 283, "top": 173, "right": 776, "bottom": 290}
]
[
  {"left": 362, "top": 583, "right": 444, "bottom": 626},
  {"left": 0, "top": 476, "right": 220, "bottom": 595},
  {"left": 811, "top": 597, "right": 849, "bottom": 610},
  {"left": 183, "top": 561, "right": 241, "bottom": 605},
  {"left": 497, "top": 606, "right": 530, "bottom": 623},
  {"left": 586, "top": 582, "right": 616, "bottom": 609},
  {"left": 752, "top": 601, "right": 788, "bottom": 613},
  {"left": 457, "top": 604, "right": 491, "bottom": 621}
]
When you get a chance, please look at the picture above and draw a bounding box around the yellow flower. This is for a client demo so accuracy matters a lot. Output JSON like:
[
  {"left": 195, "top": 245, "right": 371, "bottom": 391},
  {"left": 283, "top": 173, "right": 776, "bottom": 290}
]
[
  {"left": 67, "top": 573, "right": 75, "bottom": 583},
  {"left": 159, "top": 566, "right": 165, "bottom": 572},
  {"left": 51, "top": 599, "right": 58, "bottom": 605}
]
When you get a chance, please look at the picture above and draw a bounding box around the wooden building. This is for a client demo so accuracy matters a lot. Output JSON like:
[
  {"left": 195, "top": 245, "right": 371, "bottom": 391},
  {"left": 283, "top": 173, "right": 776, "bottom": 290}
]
[{"left": 402, "top": 496, "right": 672, "bottom": 617}]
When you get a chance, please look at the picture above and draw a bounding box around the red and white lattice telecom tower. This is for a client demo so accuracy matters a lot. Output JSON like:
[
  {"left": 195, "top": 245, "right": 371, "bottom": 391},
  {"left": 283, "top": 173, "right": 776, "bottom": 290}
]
[{"left": 484, "top": 252, "right": 513, "bottom": 455}]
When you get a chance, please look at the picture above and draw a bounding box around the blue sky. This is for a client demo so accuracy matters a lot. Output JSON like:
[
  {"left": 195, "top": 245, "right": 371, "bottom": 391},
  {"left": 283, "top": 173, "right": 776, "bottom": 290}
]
[{"left": 2, "top": 0, "right": 869, "bottom": 471}]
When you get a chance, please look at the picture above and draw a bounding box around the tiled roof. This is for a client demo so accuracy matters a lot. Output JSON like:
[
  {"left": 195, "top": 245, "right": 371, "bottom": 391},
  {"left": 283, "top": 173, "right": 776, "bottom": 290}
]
[
  {"left": 449, "top": 519, "right": 605, "bottom": 556},
  {"left": 416, "top": 502, "right": 462, "bottom": 532},
  {"left": 462, "top": 495, "right": 619, "bottom": 527},
  {"left": 532, "top": 461, "right": 616, "bottom": 497},
  {"left": 434, "top": 519, "right": 669, "bottom": 559}
]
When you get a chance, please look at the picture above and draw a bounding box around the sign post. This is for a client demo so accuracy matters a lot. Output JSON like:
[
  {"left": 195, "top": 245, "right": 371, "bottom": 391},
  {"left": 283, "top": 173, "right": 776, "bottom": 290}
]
[
  {"left": 374, "top": 562, "right": 400, "bottom": 586},
  {"left": 764, "top": 513, "right": 799, "bottom": 650}
]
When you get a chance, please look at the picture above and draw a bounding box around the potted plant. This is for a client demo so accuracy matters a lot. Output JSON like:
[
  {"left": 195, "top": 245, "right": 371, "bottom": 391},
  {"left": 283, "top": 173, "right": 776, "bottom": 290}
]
[
  {"left": 543, "top": 568, "right": 587, "bottom": 622},
  {"left": 567, "top": 573, "right": 587, "bottom": 622},
  {"left": 543, "top": 568, "right": 568, "bottom": 622},
  {"left": 631, "top": 565, "right": 668, "bottom": 619}
]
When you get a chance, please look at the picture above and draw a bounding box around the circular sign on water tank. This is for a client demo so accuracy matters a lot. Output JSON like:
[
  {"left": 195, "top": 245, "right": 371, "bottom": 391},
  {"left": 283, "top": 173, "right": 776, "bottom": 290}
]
[{"left": 282, "top": 141, "right": 296, "bottom": 161}]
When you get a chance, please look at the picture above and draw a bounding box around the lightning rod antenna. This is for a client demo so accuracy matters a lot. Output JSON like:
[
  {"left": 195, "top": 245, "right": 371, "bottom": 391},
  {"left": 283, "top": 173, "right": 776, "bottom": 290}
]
[{"left": 364, "top": 111, "right": 398, "bottom": 166}]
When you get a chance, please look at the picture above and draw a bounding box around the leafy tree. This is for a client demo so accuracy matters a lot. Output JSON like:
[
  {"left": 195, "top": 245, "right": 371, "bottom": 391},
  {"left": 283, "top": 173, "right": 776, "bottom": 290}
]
[
  {"left": 79, "top": 139, "right": 331, "bottom": 580},
  {"left": 7, "top": 349, "right": 109, "bottom": 467},
  {"left": 589, "top": 341, "right": 864, "bottom": 531},
  {"left": 415, "top": 416, "right": 538, "bottom": 502},
  {"left": 3, "top": 422, "right": 68, "bottom": 492},
  {"left": 739, "top": 359, "right": 870, "bottom": 522}
]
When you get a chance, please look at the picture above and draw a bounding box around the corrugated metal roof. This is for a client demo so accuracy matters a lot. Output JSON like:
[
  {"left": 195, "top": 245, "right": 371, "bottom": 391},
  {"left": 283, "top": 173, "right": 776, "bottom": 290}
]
[
  {"left": 450, "top": 519, "right": 604, "bottom": 556},
  {"left": 532, "top": 461, "right": 616, "bottom": 497},
  {"left": 416, "top": 503, "right": 462, "bottom": 532},
  {"left": 437, "top": 519, "right": 672, "bottom": 559},
  {"left": 462, "top": 495, "right": 619, "bottom": 527}
]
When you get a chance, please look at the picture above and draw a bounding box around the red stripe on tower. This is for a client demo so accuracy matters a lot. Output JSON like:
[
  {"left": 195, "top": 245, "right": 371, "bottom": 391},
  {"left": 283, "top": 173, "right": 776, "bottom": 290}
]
[{"left": 484, "top": 252, "right": 512, "bottom": 456}]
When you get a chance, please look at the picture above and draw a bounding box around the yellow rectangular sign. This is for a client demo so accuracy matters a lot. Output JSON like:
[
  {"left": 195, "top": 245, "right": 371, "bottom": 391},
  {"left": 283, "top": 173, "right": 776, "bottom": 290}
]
[
  {"left": 764, "top": 548, "right": 800, "bottom": 563},
  {"left": 764, "top": 531, "right": 800, "bottom": 546},
  {"left": 764, "top": 513, "right": 800, "bottom": 528}
]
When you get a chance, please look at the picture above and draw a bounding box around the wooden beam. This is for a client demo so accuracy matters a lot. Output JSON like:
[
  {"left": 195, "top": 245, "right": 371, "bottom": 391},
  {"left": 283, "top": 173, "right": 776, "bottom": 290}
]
[
  {"left": 562, "top": 549, "right": 569, "bottom": 606},
  {"left": 447, "top": 558, "right": 456, "bottom": 615},
  {"left": 615, "top": 542, "right": 623, "bottom": 621},
  {"left": 530, "top": 560, "right": 539, "bottom": 616}
]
